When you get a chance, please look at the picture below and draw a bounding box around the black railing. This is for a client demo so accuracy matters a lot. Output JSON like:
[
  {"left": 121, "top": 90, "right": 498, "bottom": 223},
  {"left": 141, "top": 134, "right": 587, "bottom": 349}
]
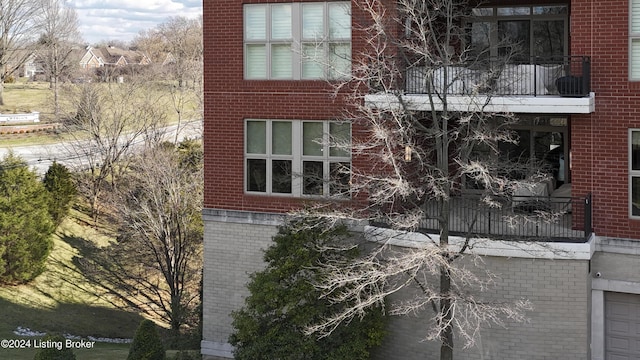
[
  {"left": 417, "top": 193, "right": 593, "bottom": 242},
  {"left": 405, "top": 56, "right": 591, "bottom": 97}
]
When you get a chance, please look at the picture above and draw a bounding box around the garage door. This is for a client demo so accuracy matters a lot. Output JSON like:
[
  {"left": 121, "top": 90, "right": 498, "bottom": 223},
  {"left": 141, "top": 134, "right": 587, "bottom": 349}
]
[{"left": 605, "top": 292, "right": 640, "bottom": 360}]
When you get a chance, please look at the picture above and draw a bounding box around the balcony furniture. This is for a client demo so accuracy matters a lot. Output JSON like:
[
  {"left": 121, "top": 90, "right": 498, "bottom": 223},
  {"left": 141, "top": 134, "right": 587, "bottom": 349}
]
[{"left": 556, "top": 76, "right": 584, "bottom": 97}]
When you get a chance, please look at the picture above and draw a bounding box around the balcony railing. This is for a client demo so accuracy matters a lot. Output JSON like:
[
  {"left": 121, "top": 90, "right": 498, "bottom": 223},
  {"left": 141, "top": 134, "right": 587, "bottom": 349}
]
[
  {"left": 405, "top": 56, "right": 591, "bottom": 98},
  {"left": 416, "top": 193, "right": 593, "bottom": 242}
]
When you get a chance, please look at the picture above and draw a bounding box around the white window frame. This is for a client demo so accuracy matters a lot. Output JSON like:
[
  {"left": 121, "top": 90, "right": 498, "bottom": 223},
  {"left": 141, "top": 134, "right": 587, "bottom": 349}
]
[
  {"left": 243, "top": 2, "right": 351, "bottom": 80},
  {"left": 630, "top": 129, "right": 640, "bottom": 218},
  {"left": 245, "top": 119, "right": 351, "bottom": 197},
  {"left": 630, "top": 0, "right": 640, "bottom": 80}
]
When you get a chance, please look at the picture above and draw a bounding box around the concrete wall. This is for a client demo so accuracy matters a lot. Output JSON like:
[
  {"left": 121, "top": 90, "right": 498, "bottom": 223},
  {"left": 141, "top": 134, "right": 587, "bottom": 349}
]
[
  {"left": 202, "top": 210, "right": 592, "bottom": 360},
  {"left": 373, "top": 256, "right": 590, "bottom": 360},
  {"left": 201, "top": 209, "right": 282, "bottom": 358}
]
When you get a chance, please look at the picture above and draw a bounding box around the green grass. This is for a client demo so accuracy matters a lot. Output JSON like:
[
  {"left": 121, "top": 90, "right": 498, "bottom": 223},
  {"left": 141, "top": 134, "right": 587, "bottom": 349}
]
[
  {"left": 0, "top": 210, "right": 147, "bottom": 360},
  {"left": 1, "top": 81, "right": 53, "bottom": 118}
]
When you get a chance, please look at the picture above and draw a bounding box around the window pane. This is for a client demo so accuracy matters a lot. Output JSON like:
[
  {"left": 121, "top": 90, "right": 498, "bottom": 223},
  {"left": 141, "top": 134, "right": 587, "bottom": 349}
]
[
  {"left": 303, "top": 3, "right": 324, "bottom": 39},
  {"left": 470, "top": 22, "right": 491, "bottom": 57},
  {"left": 632, "top": 131, "right": 640, "bottom": 170},
  {"left": 472, "top": 8, "right": 493, "bottom": 16},
  {"left": 631, "top": 39, "right": 640, "bottom": 80},
  {"left": 272, "top": 160, "right": 292, "bottom": 193},
  {"left": 245, "top": 5, "right": 267, "bottom": 40},
  {"left": 329, "top": 3, "right": 351, "bottom": 39},
  {"left": 303, "top": 161, "right": 324, "bottom": 195},
  {"left": 330, "top": 162, "right": 350, "bottom": 196},
  {"left": 303, "top": 122, "right": 324, "bottom": 156},
  {"left": 330, "top": 122, "right": 350, "bottom": 157},
  {"left": 498, "top": 20, "right": 530, "bottom": 59},
  {"left": 302, "top": 44, "right": 324, "bottom": 79},
  {"left": 246, "top": 44, "right": 267, "bottom": 79},
  {"left": 497, "top": 7, "right": 530, "bottom": 16},
  {"left": 271, "top": 44, "right": 292, "bottom": 78},
  {"left": 329, "top": 43, "right": 351, "bottom": 78},
  {"left": 533, "top": 20, "right": 564, "bottom": 58},
  {"left": 272, "top": 121, "right": 292, "bottom": 155},
  {"left": 533, "top": 5, "right": 567, "bottom": 15},
  {"left": 247, "top": 121, "right": 266, "bottom": 154},
  {"left": 271, "top": 4, "right": 292, "bottom": 40},
  {"left": 633, "top": 177, "right": 640, "bottom": 216},
  {"left": 247, "top": 159, "right": 267, "bottom": 192},
  {"left": 633, "top": 0, "right": 640, "bottom": 33}
]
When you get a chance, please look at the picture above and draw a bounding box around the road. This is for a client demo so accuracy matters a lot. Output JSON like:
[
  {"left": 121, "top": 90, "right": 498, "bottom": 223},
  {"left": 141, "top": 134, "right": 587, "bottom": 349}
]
[{"left": 0, "top": 120, "right": 202, "bottom": 175}]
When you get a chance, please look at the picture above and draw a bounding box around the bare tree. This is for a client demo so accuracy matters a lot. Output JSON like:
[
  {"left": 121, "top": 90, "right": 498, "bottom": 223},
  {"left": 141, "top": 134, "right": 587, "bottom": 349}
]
[
  {"left": 156, "top": 16, "right": 203, "bottom": 89},
  {"left": 302, "top": 1, "right": 566, "bottom": 359},
  {"left": 113, "top": 144, "right": 203, "bottom": 336},
  {"left": 0, "top": 0, "right": 42, "bottom": 105},
  {"left": 132, "top": 17, "right": 203, "bottom": 141},
  {"left": 71, "top": 143, "right": 203, "bottom": 337},
  {"left": 60, "top": 80, "right": 169, "bottom": 221},
  {"left": 38, "top": 0, "right": 83, "bottom": 116}
]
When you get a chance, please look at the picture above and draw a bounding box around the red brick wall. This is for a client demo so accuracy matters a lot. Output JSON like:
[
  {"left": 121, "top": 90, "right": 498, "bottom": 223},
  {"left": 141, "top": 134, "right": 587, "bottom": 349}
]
[
  {"left": 570, "top": 0, "right": 640, "bottom": 238},
  {"left": 203, "top": 0, "right": 369, "bottom": 212}
]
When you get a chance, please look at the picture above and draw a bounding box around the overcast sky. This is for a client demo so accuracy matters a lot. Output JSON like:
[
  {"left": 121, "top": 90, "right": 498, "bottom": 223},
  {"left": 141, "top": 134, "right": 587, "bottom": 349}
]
[{"left": 69, "top": 0, "right": 202, "bottom": 45}]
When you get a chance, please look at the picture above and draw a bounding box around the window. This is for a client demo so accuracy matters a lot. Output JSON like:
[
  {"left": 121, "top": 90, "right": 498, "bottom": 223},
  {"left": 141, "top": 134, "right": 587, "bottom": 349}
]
[
  {"left": 245, "top": 119, "right": 351, "bottom": 197},
  {"left": 468, "top": 5, "right": 567, "bottom": 60},
  {"left": 630, "top": 130, "right": 640, "bottom": 217},
  {"left": 244, "top": 2, "right": 351, "bottom": 80},
  {"left": 631, "top": 0, "right": 640, "bottom": 80}
]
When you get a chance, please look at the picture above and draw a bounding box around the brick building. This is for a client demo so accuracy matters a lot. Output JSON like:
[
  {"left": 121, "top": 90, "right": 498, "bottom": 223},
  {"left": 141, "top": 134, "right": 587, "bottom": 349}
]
[{"left": 202, "top": 1, "right": 640, "bottom": 359}]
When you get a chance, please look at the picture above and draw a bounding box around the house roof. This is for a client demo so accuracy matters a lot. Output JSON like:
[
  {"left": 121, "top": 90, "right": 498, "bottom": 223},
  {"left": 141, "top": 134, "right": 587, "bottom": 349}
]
[{"left": 79, "top": 46, "right": 151, "bottom": 67}]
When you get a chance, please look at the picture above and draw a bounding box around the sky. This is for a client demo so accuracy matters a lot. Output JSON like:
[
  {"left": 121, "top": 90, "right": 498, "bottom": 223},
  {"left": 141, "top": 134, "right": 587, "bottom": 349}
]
[{"left": 68, "top": 0, "right": 203, "bottom": 45}]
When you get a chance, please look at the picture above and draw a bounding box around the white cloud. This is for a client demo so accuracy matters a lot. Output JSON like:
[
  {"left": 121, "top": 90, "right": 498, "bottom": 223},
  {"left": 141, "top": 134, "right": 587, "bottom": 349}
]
[{"left": 69, "top": 0, "right": 202, "bottom": 44}]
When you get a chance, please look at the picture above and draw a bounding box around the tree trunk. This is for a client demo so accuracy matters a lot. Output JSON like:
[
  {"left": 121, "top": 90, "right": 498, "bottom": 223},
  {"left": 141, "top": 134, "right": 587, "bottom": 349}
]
[
  {"left": 0, "top": 81, "right": 5, "bottom": 106},
  {"left": 440, "top": 265, "right": 454, "bottom": 360}
]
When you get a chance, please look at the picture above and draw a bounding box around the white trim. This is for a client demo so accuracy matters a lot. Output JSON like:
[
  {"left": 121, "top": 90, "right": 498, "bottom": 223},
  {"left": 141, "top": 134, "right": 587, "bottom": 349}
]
[
  {"left": 365, "top": 93, "right": 596, "bottom": 114},
  {"left": 364, "top": 225, "right": 594, "bottom": 260}
]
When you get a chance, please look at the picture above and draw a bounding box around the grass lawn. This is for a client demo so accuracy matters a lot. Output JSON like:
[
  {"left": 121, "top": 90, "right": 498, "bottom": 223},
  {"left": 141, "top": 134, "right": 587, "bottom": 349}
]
[
  {"left": 0, "top": 210, "right": 153, "bottom": 360},
  {"left": 0, "top": 79, "right": 201, "bottom": 147},
  {"left": 1, "top": 81, "right": 53, "bottom": 118}
]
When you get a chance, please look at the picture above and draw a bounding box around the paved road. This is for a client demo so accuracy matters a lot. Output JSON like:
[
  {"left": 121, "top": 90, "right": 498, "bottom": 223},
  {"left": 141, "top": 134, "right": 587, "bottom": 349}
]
[{"left": 0, "top": 120, "right": 202, "bottom": 175}]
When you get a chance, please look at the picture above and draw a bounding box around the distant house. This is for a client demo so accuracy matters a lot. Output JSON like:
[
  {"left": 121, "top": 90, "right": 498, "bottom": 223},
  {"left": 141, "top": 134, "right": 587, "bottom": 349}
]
[
  {"left": 21, "top": 53, "right": 44, "bottom": 78},
  {"left": 79, "top": 46, "right": 151, "bottom": 69}
]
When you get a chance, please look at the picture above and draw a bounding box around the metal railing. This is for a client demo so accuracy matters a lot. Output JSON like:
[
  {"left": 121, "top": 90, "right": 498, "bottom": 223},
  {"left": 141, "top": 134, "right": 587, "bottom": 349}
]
[
  {"left": 417, "top": 193, "right": 593, "bottom": 242},
  {"left": 405, "top": 56, "right": 591, "bottom": 97}
]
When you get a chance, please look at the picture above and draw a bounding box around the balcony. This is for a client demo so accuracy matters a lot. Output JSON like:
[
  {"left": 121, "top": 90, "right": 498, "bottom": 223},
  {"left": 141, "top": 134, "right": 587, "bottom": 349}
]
[
  {"left": 365, "top": 56, "right": 595, "bottom": 114},
  {"left": 418, "top": 193, "right": 593, "bottom": 243}
]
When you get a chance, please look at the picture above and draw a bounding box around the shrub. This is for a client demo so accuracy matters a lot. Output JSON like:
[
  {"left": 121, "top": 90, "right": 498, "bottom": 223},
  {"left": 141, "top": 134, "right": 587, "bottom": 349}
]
[
  {"left": 0, "top": 153, "right": 55, "bottom": 284},
  {"left": 230, "top": 219, "right": 386, "bottom": 360},
  {"left": 33, "top": 334, "right": 76, "bottom": 360},
  {"left": 171, "top": 350, "right": 199, "bottom": 360},
  {"left": 128, "top": 319, "right": 166, "bottom": 360}
]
